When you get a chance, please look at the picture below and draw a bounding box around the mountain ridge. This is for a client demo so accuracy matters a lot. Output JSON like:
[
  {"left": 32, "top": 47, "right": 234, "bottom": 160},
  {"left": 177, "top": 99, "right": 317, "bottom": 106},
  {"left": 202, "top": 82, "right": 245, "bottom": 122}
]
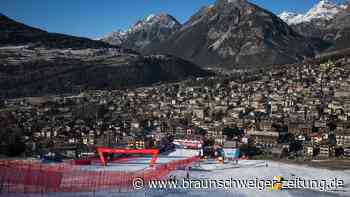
[
  {"left": 279, "top": 0, "right": 350, "bottom": 51},
  {"left": 143, "top": 0, "right": 320, "bottom": 68},
  {"left": 279, "top": 0, "right": 346, "bottom": 25},
  {"left": 0, "top": 13, "right": 212, "bottom": 98},
  {"left": 0, "top": 13, "right": 121, "bottom": 50}
]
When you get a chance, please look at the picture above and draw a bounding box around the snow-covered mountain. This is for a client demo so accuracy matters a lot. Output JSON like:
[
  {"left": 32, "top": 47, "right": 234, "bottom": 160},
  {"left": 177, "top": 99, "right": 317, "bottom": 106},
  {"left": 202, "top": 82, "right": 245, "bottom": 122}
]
[
  {"left": 279, "top": 0, "right": 347, "bottom": 25},
  {"left": 102, "top": 30, "right": 127, "bottom": 46},
  {"left": 278, "top": 0, "right": 350, "bottom": 51},
  {"left": 102, "top": 13, "right": 182, "bottom": 51},
  {"left": 127, "top": 13, "right": 181, "bottom": 33},
  {"left": 278, "top": 11, "right": 304, "bottom": 25}
]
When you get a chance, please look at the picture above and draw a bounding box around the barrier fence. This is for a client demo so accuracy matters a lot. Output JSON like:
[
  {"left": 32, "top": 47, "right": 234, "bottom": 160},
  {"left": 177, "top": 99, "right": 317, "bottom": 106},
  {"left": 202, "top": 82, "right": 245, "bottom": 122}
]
[{"left": 0, "top": 156, "right": 199, "bottom": 196}]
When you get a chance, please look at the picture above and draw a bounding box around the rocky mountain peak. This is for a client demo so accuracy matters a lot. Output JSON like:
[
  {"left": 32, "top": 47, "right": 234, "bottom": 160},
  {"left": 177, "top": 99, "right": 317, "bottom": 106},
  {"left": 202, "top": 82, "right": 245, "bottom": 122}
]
[
  {"left": 214, "top": 0, "right": 247, "bottom": 7},
  {"left": 102, "top": 13, "right": 181, "bottom": 51},
  {"left": 213, "top": 0, "right": 254, "bottom": 15},
  {"left": 128, "top": 13, "right": 181, "bottom": 33},
  {"left": 145, "top": 0, "right": 318, "bottom": 69}
]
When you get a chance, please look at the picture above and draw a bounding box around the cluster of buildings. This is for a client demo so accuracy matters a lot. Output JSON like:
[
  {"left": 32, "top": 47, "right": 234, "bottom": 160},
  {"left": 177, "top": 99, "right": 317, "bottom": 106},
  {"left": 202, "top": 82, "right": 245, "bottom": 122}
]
[{"left": 1, "top": 56, "right": 350, "bottom": 160}]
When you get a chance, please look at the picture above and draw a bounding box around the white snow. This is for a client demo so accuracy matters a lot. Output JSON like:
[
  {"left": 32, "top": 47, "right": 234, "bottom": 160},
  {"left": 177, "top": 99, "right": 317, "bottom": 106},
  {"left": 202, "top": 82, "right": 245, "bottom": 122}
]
[
  {"left": 278, "top": 11, "right": 304, "bottom": 25},
  {"left": 146, "top": 14, "right": 156, "bottom": 22},
  {"left": 13, "top": 160, "right": 350, "bottom": 197},
  {"left": 168, "top": 160, "right": 350, "bottom": 197},
  {"left": 340, "top": 4, "right": 348, "bottom": 10},
  {"left": 303, "top": 0, "right": 343, "bottom": 21},
  {"left": 278, "top": 0, "right": 346, "bottom": 25}
]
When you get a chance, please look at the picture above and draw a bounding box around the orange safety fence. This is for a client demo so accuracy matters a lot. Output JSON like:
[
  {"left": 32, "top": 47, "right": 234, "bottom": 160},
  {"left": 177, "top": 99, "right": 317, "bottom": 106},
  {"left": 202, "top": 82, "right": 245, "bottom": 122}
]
[{"left": 0, "top": 156, "right": 199, "bottom": 195}]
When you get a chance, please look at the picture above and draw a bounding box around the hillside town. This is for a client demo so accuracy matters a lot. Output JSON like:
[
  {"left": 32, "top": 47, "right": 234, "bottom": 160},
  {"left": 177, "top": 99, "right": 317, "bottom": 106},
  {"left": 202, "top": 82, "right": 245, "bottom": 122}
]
[
  {"left": 1, "top": 54, "right": 350, "bottom": 162},
  {"left": 3, "top": 0, "right": 350, "bottom": 196}
]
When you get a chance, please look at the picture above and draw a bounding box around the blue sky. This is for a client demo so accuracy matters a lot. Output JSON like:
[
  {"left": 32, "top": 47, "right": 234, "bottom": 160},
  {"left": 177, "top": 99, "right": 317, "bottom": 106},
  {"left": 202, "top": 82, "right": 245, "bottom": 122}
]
[{"left": 0, "top": 0, "right": 344, "bottom": 39}]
